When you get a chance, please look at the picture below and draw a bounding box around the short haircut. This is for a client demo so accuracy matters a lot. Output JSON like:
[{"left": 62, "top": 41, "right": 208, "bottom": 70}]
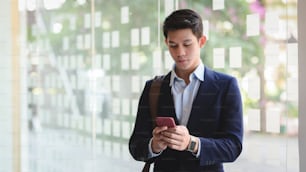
[{"left": 163, "top": 9, "right": 203, "bottom": 39}]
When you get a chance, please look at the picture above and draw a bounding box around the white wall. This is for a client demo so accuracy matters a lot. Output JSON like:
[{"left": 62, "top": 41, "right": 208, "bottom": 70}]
[
  {"left": 298, "top": 0, "right": 306, "bottom": 171},
  {"left": 0, "top": 0, "right": 13, "bottom": 171}
]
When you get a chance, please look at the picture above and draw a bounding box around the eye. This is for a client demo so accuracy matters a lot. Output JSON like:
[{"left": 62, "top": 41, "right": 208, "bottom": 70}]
[
  {"left": 183, "top": 41, "right": 192, "bottom": 47},
  {"left": 169, "top": 43, "right": 177, "bottom": 48},
  {"left": 184, "top": 43, "right": 191, "bottom": 47}
]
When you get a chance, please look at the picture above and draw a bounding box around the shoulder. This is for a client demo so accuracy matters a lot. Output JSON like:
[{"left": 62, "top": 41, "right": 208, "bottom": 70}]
[
  {"left": 204, "top": 67, "right": 236, "bottom": 82},
  {"left": 147, "top": 72, "right": 171, "bottom": 85},
  {"left": 204, "top": 68, "right": 241, "bottom": 96}
]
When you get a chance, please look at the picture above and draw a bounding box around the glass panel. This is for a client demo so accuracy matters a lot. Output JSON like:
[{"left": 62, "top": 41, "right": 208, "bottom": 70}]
[
  {"left": 179, "top": 1, "right": 298, "bottom": 171},
  {"left": 25, "top": 0, "right": 298, "bottom": 171}
]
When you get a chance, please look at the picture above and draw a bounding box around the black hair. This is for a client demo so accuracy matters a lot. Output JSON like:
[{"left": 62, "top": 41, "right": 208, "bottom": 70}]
[{"left": 163, "top": 9, "right": 203, "bottom": 39}]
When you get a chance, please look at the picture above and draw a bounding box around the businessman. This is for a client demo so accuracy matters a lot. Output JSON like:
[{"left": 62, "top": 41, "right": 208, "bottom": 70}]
[{"left": 129, "top": 9, "right": 243, "bottom": 172}]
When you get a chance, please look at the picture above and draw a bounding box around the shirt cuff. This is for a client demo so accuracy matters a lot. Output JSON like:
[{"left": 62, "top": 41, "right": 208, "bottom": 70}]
[{"left": 148, "top": 138, "right": 163, "bottom": 158}]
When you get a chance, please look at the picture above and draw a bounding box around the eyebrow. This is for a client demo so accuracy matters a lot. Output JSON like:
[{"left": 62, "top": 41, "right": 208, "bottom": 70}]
[{"left": 168, "top": 39, "right": 192, "bottom": 44}]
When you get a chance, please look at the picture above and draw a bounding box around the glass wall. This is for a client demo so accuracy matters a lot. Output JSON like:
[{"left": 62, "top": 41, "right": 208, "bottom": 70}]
[{"left": 24, "top": 0, "right": 298, "bottom": 171}]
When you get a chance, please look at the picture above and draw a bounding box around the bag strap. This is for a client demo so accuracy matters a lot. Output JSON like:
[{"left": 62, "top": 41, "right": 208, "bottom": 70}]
[
  {"left": 142, "top": 75, "right": 164, "bottom": 172},
  {"left": 148, "top": 75, "right": 164, "bottom": 126}
]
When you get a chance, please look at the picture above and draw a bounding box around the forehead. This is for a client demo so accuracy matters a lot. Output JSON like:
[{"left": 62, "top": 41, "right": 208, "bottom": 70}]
[{"left": 166, "top": 28, "right": 197, "bottom": 42}]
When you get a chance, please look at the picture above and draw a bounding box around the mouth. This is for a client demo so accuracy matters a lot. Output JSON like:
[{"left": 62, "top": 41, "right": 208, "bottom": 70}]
[{"left": 178, "top": 59, "right": 188, "bottom": 63}]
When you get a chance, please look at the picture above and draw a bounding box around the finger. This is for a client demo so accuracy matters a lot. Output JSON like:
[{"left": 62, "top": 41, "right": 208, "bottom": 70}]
[
  {"left": 161, "top": 135, "right": 181, "bottom": 146},
  {"left": 162, "top": 130, "right": 181, "bottom": 141},
  {"left": 154, "top": 126, "right": 168, "bottom": 134}
]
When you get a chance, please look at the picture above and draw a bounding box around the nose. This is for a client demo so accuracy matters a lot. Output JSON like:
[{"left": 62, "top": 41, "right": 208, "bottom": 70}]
[{"left": 176, "top": 46, "right": 186, "bottom": 57}]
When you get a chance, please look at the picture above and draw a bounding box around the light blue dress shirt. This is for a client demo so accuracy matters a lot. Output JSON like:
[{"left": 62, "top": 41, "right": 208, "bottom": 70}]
[
  {"left": 148, "top": 63, "right": 204, "bottom": 158},
  {"left": 170, "top": 63, "right": 204, "bottom": 126}
]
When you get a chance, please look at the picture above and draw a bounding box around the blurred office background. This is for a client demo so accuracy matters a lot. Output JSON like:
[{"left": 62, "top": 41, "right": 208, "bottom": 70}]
[{"left": 1, "top": 0, "right": 305, "bottom": 171}]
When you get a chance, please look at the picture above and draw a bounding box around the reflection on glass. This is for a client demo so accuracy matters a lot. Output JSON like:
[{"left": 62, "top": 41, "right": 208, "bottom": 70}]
[{"left": 25, "top": 0, "right": 298, "bottom": 172}]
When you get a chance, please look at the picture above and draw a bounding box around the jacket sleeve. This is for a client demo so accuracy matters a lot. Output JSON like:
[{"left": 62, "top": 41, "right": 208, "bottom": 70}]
[
  {"left": 198, "top": 77, "right": 243, "bottom": 166},
  {"left": 129, "top": 80, "right": 155, "bottom": 162}
]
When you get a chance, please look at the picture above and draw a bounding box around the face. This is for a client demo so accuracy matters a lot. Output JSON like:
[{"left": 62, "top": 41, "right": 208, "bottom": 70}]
[{"left": 165, "top": 29, "right": 206, "bottom": 75}]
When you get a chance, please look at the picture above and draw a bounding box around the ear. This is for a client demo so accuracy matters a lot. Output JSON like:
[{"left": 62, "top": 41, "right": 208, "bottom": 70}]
[{"left": 199, "top": 36, "right": 207, "bottom": 48}]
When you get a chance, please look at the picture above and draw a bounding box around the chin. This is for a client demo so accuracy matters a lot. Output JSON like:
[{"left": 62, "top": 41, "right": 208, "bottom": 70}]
[{"left": 177, "top": 66, "right": 190, "bottom": 72}]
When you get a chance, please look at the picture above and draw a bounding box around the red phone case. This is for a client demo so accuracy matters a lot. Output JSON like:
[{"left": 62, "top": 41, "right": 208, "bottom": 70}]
[{"left": 156, "top": 117, "right": 176, "bottom": 127}]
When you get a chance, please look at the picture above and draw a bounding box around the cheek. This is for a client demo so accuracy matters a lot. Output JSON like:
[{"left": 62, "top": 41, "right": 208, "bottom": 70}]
[
  {"left": 169, "top": 48, "right": 179, "bottom": 55},
  {"left": 186, "top": 47, "right": 195, "bottom": 55},
  {"left": 168, "top": 50, "right": 177, "bottom": 59},
  {"left": 190, "top": 46, "right": 200, "bottom": 54}
]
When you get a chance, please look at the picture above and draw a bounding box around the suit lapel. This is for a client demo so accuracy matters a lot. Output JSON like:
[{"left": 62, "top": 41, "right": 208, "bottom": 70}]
[
  {"left": 158, "top": 73, "right": 179, "bottom": 123},
  {"left": 187, "top": 67, "right": 220, "bottom": 129}
]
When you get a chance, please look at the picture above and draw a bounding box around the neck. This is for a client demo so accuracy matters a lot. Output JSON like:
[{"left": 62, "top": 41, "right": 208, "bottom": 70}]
[
  {"left": 176, "top": 69, "right": 193, "bottom": 84},
  {"left": 175, "top": 61, "right": 200, "bottom": 84}
]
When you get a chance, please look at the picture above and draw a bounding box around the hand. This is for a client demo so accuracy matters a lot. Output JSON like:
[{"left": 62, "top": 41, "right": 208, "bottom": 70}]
[
  {"left": 151, "top": 126, "right": 168, "bottom": 153},
  {"left": 161, "top": 125, "right": 191, "bottom": 151}
]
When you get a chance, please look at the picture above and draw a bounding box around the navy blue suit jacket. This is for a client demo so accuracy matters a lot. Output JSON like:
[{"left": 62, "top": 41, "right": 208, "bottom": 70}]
[{"left": 129, "top": 67, "right": 243, "bottom": 172}]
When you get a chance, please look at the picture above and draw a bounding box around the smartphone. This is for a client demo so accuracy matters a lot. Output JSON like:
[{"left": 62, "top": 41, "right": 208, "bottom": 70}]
[{"left": 156, "top": 117, "right": 176, "bottom": 128}]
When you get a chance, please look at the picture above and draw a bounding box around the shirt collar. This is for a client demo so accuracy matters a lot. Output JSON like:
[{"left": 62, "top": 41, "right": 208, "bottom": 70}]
[{"left": 170, "top": 62, "right": 205, "bottom": 86}]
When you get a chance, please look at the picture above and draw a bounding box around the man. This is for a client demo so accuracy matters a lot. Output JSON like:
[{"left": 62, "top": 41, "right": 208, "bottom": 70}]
[{"left": 129, "top": 9, "right": 243, "bottom": 172}]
